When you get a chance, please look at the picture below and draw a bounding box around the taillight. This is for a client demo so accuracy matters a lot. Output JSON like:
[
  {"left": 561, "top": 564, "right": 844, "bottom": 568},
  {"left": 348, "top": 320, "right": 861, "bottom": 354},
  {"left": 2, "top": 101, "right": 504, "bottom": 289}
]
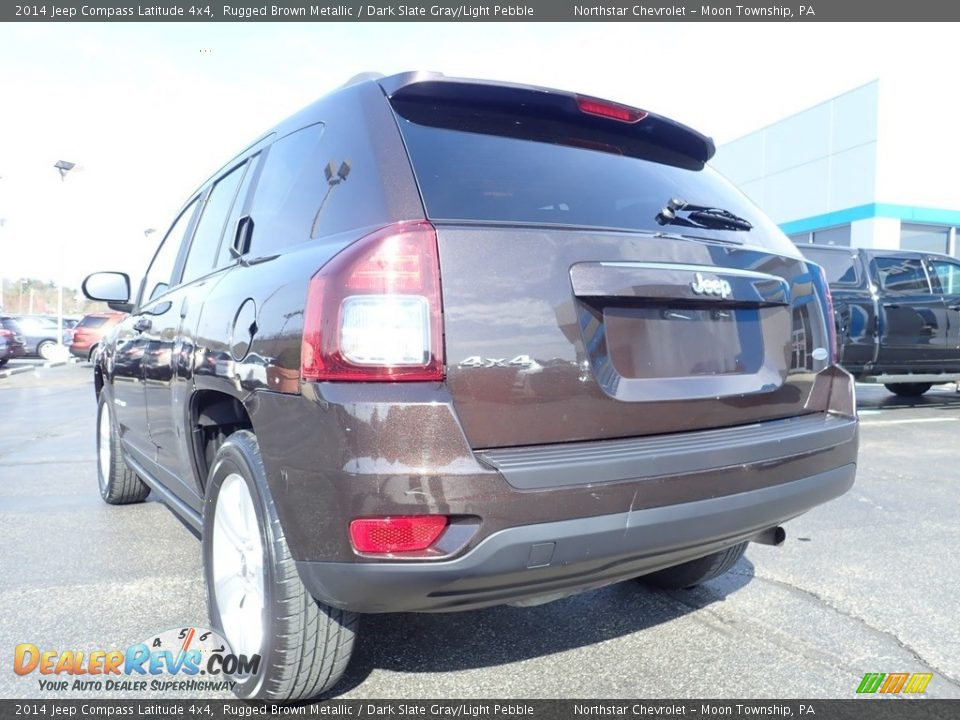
[
  {"left": 301, "top": 221, "right": 444, "bottom": 382},
  {"left": 576, "top": 95, "right": 648, "bottom": 124},
  {"left": 0, "top": 329, "right": 11, "bottom": 338},
  {"left": 813, "top": 264, "right": 838, "bottom": 364},
  {"left": 349, "top": 516, "right": 448, "bottom": 554}
]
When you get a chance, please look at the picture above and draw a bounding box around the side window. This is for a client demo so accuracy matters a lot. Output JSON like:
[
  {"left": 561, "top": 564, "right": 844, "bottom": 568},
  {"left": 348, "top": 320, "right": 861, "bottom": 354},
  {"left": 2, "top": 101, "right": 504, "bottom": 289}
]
[
  {"left": 141, "top": 198, "right": 199, "bottom": 305},
  {"left": 873, "top": 256, "right": 930, "bottom": 294},
  {"left": 245, "top": 117, "right": 390, "bottom": 256},
  {"left": 804, "top": 250, "right": 859, "bottom": 286},
  {"left": 180, "top": 162, "right": 247, "bottom": 285},
  {"left": 246, "top": 123, "right": 327, "bottom": 256},
  {"left": 215, "top": 153, "right": 260, "bottom": 268},
  {"left": 18, "top": 318, "right": 56, "bottom": 334},
  {"left": 929, "top": 260, "right": 960, "bottom": 295}
]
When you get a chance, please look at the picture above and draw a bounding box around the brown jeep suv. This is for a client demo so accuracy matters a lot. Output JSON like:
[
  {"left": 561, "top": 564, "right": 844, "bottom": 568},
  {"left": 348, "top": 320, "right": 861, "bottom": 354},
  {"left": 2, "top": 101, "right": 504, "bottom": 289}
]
[{"left": 83, "top": 72, "right": 859, "bottom": 701}]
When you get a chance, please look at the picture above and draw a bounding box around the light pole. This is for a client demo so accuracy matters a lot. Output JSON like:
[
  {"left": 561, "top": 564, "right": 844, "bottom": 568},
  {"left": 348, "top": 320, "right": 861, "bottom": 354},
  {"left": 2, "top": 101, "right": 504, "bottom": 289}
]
[{"left": 54, "top": 160, "right": 76, "bottom": 355}]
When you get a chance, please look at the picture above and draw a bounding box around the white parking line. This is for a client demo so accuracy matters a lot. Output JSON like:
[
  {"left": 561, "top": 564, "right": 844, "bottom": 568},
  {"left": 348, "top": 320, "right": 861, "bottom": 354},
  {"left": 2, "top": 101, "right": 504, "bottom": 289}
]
[{"left": 860, "top": 417, "right": 958, "bottom": 426}]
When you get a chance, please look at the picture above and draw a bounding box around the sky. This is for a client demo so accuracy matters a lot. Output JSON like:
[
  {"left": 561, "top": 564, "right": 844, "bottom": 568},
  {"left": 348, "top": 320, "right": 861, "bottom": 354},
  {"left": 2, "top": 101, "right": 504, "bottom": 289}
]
[{"left": 0, "top": 21, "right": 956, "bottom": 292}]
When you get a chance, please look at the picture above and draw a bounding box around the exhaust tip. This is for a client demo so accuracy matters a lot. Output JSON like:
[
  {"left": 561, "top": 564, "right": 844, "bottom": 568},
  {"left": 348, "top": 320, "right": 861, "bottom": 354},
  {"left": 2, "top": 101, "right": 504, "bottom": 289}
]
[{"left": 752, "top": 526, "right": 786, "bottom": 546}]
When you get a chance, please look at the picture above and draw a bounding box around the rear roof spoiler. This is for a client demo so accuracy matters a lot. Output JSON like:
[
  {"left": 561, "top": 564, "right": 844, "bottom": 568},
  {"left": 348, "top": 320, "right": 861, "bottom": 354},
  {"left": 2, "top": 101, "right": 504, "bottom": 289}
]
[{"left": 378, "top": 71, "right": 716, "bottom": 165}]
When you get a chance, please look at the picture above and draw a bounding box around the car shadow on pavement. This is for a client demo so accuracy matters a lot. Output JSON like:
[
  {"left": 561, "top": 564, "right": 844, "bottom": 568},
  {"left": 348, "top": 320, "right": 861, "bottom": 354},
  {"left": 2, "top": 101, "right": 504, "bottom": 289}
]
[
  {"left": 866, "top": 394, "right": 960, "bottom": 411},
  {"left": 857, "top": 386, "right": 960, "bottom": 412},
  {"left": 326, "top": 558, "right": 756, "bottom": 696}
]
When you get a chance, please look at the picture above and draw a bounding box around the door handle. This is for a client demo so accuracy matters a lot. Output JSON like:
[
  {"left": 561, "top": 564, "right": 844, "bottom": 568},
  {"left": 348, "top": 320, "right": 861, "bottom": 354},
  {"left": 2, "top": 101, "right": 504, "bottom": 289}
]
[
  {"left": 133, "top": 318, "right": 152, "bottom": 333},
  {"left": 882, "top": 303, "right": 902, "bottom": 310}
]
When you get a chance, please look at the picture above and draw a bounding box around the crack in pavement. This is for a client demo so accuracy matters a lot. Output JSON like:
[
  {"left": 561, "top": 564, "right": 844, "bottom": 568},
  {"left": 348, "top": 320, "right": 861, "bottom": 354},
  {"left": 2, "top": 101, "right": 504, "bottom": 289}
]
[
  {"left": 651, "top": 571, "right": 960, "bottom": 693},
  {"left": 657, "top": 584, "right": 865, "bottom": 678},
  {"left": 0, "top": 427, "right": 84, "bottom": 460},
  {"left": 751, "top": 573, "right": 960, "bottom": 690}
]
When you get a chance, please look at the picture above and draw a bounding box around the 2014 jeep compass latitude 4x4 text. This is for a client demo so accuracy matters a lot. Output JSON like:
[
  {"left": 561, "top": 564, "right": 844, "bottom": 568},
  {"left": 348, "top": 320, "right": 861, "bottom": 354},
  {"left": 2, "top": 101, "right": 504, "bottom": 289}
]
[{"left": 83, "top": 72, "right": 859, "bottom": 701}]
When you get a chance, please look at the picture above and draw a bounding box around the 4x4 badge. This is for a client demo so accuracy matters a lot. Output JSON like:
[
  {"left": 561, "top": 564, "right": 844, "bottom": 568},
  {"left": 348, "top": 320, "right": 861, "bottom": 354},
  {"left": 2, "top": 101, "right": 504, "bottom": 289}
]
[
  {"left": 459, "top": 355, "right": 534, "bottom": 369},
  {"left": 690, "top": 272, "right": 732, "bottom": 299}
]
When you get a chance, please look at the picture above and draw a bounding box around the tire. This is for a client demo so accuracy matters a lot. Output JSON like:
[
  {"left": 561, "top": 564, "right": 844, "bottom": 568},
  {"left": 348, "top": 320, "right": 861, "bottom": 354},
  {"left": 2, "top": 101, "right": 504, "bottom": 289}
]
[
  {"left": 37, "top": 340, "right": 56, "bottom": 361},
  {"left": 0, "top": 358, "right": 8, "bottom": 368},
  {"left": 640, "top": 543, "right": 748, "bottom": 590},
  {"left": 96, "top": 392, "right": 150, "bottom": 504},
  {"left": 203, "top": 430, "right": 357, "bottom": 701},
  {"left": 884, "top": 382, "right": 932, "bottom": 397}
]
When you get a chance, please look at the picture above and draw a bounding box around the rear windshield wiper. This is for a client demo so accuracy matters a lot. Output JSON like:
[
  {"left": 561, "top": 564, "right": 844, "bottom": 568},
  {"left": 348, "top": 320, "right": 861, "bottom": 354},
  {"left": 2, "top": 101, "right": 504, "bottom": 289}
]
[{"left": 656, "top": 198, "right": 753, "bottom": 232}]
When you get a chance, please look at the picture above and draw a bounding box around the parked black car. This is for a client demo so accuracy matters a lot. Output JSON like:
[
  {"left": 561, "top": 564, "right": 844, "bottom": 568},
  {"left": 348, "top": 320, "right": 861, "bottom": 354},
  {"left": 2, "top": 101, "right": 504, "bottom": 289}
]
[
  {"left": 0, "top": 318, "right": 27, "bottom": 367},
  {"left": 83, "top": 72, "right": 858, "bottom": 701},
  {"left": 801, "top": 245, "right": 960, "bottom": 395}
]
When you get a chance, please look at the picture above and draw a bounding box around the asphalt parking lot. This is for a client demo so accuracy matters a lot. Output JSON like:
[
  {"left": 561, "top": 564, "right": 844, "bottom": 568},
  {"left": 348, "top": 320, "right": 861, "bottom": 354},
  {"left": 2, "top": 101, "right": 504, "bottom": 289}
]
[{"left": 1, "top": 363, "right": 958, "bottom": 700}]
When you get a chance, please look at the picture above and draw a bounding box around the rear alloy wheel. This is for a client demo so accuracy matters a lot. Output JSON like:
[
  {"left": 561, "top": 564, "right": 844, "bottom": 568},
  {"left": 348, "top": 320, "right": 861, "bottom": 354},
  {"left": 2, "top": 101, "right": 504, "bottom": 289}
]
[
  {"left": 884, "top": 383, "right": 932, "bottom": 397},
  {"left": 96, "top": 392, "right": 150, "bottom": 504},
  {"left": 37, "top": 341, "right": 56, "bottom": 361},
  {"left": 203, "top": 430, "right": 357, "bottom": 701},
  {"left": 640, "top": 543, "right": 748, "bottom": 590}
]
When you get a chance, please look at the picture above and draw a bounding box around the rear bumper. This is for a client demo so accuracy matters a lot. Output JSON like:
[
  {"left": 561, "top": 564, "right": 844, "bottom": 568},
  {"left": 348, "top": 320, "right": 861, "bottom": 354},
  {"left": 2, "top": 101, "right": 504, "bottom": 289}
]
[
  {"left": 297, "top": 463, "right": 855, "bottom": 612},
  {"left": 69, "top": 341, "right": 94, "bottom": 358},
  {"left": 246, "top": 368, "right": 859, "bottom": 613}
]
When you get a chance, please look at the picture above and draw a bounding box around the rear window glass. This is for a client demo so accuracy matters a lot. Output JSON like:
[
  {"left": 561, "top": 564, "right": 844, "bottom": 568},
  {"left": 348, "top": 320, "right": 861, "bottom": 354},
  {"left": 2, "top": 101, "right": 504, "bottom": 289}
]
[
  {"left": 78, "top": 316, "right": 108, "bottom": 329},
  {"left": 802, "top": 249, "right": 860, "bottom": 285},
  {"left": 395, "top": 118, "right": 794, "bottom": 253},
  {"left": 16, "top": 317, "right": 57, "bottom": 333}
]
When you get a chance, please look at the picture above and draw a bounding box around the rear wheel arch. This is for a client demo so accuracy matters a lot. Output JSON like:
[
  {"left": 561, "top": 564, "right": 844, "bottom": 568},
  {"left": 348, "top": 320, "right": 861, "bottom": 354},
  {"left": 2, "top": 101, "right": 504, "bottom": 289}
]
[
  {"left": 190, "top": 390, "right": 254, "bottom": 495},
  {"left": 202, "top": 429, "right": 356, "bottom": 699}
]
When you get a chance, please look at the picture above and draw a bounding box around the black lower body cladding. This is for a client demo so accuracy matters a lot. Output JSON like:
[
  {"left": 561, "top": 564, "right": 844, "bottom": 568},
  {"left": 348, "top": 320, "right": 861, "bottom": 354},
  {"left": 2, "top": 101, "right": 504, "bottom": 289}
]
[
  {"left": 296, "top": 465, "right": 854, "bottom": 612},
  {"left": 247, "top": 368, "right": 858, "bottom": 613}
]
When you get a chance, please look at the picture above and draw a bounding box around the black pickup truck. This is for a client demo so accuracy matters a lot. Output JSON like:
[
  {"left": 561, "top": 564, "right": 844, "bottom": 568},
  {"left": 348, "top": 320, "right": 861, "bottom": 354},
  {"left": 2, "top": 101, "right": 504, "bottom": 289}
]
[{"left": 801, "top": 245, "right": 960, "bottom": 396}]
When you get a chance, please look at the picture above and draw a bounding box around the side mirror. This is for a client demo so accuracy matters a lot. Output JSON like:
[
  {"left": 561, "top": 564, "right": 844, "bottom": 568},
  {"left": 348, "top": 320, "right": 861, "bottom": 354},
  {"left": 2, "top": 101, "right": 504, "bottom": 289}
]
[{"left": 82, "top": 272, "right": 134, "bottom": 313}]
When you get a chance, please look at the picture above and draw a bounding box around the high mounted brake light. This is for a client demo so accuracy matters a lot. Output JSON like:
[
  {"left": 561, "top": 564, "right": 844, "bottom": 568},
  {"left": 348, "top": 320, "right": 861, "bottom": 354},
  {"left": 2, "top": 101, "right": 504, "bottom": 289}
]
[
  {"left": 385, "top": 74, "right": 714, "bottom": 164},
  {"left": 301, "top": 221, "right": 445, "bottom": 382},
  {"left": 576, "top": 95, "right": 648, "bottom": 124}
]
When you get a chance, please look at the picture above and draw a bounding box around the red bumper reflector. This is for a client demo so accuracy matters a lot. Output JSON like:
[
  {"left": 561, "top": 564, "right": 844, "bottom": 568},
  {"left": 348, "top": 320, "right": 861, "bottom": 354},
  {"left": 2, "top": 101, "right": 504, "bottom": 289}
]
[{"left": 349, "top": 515, "right": 448, "bottom": 553}]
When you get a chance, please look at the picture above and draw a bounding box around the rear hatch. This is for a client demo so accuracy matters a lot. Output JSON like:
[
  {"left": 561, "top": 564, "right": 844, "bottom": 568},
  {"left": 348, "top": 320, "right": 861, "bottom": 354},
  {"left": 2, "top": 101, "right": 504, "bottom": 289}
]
[
  {"left": 385, "top": 75, "right": 834, "bottom": 448},
  {"left": 72, "top": 315, "right": 109, "bottom": 345}
]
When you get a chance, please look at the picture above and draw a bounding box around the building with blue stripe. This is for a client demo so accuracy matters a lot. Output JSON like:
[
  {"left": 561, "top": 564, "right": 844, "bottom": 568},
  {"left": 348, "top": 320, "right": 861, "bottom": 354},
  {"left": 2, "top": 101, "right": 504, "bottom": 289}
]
[{"left": 713, "top": 79, "right": 958, "bottom": 257}]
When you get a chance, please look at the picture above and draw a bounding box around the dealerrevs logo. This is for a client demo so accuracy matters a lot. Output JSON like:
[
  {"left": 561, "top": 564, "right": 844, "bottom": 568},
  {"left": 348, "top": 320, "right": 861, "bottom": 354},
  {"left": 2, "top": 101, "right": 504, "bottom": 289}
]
[{"left": 13, "top": 627, "right": 259, "bottom": 693}]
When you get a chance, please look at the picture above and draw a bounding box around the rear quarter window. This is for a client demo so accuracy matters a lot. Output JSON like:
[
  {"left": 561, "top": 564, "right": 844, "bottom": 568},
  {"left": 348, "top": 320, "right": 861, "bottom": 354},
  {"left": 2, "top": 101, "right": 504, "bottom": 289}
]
[
  {"left": 802, "top": 249, "right": 860, "bottom": 286},
  {"left": 246, "top": 115, "right": 394, "bottom": 256}
]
